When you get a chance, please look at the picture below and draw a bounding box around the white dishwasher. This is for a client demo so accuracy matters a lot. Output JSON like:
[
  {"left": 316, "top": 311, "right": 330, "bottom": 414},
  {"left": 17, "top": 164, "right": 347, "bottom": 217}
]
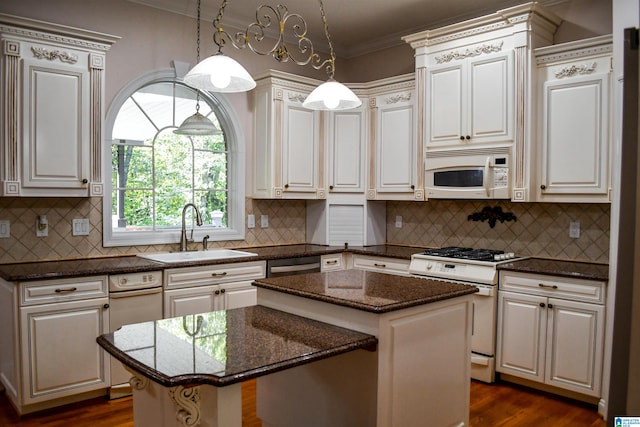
[{"left": 108, "top": 270, "right": 163, "bottom": 399}]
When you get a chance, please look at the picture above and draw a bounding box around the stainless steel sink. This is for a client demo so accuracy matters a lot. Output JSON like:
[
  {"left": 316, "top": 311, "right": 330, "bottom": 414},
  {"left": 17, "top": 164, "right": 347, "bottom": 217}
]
[{"left": 137, "top": 249, "right": 258, "bottom": 264}]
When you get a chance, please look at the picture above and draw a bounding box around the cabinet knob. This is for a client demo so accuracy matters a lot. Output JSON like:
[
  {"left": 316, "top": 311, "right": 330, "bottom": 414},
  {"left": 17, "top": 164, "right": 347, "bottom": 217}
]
[
  {"left": 465, "top": 135, "right": 471, "bottom": 140},
  {"left": 82, "top": 178, "right": 88, "bottom": 184},
  {"left": 215, "top": 290, "right": 220, "bottom": 295},
  {"left": 220, "top": 288, "right": 226, "bottom": 294},
  {"left": 284, "top": 184, "right": 289, "bottom": 189},
  {"left": 410, "top": 184, "right": 415, "bottom": 190},
  {"left": 103, "top": 303, "right": 110, "bottom": 309},
  {"left": 548, "top": 303, "right": 553, "bottom": 309},
  {"left": 459, "top": 136, "right": 465, "bottom": 141},
  {"left": 329, "top": 185, "right": 334, "bottom": 190},
  {"left": 540, "top": 185, "right": 546, "bottom": 190},
  {"left": 539, "top": 302, "right": 546, "bottom": 308}
]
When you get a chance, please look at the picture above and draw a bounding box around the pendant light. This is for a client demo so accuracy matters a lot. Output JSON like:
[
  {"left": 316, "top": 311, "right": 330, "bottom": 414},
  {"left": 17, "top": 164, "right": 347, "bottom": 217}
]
[{"left": 174, "top": 0, "right": 221, "bottom": 135}]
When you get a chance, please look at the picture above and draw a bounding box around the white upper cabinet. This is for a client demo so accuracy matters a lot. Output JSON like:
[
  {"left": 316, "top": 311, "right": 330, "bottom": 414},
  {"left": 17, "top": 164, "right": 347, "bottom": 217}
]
[
  {"left": 533, "top": 36, "right": 613, "bottom": 203},
  {"left": 327, "top": 100, "right": 367, "bottom": 194},
  {"left": 426, "top": 49, "right": 514, "bottom": 148},
  {"left": 404, "top": 3, "right": 561, "bottom": 202},
  {"left": 0, "top": 14, "right": 118, "bottom": 197},
  {"left": 253, "top": 71, "right": 324, "bottom": 199},
  {"left": 367, "top": 75, "right": 422, "bottom": 201}
]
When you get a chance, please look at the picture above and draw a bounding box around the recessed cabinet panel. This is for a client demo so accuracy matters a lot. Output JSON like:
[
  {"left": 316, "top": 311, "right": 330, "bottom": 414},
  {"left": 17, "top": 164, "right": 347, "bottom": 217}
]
[
  {"left": 470, "top": 55, "right": 511, "bottom": 140},
  {"left": 542, "top": 75, "right": 608, "bottom": 194},
  {"left": 284, "top": 106, "right": 317, "bottom": 191},
  {"left": 330, "top": 112, "right": 365, "bottom": 192},
  {"left": 378, "top": 106, "right": 414, "bottom": 191},
  {"left": 429, "top": 65, "right": 464, "bottom": 143}
]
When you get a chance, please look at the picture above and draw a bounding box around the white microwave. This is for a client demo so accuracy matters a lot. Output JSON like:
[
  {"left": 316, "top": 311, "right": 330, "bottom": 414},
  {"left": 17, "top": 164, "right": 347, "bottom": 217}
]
[{"left": 425, "top": 153, "right": 510, "bottom": 199}]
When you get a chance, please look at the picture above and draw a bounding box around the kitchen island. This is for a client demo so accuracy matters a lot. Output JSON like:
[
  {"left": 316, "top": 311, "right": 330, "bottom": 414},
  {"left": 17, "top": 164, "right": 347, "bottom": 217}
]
[
  {"left": 97, "top": 269, "right": 476, "bottom": 427},
  {"left": 253, "top": 269, "right": 477, "bottom": 427}
]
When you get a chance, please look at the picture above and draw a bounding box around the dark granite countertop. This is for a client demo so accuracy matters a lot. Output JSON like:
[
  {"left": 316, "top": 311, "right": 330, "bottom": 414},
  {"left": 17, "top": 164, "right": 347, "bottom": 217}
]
[
  {"left": 0, "top": 244, "right": 425, "bottom": 282},
  {"left": 497, "top": 258, "right": 609, "bottom": 281},
  {"left": 97, "top": 305, "right": 377, "bottom": 388},
  {"left": 253, "top": 269, "right": 478, "bottom": 313}
]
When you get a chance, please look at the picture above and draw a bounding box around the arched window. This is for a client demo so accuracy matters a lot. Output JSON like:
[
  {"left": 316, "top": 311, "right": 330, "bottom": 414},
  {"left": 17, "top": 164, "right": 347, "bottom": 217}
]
[{"left": 103, "top": 70, "right": 245, "bottom": 247}]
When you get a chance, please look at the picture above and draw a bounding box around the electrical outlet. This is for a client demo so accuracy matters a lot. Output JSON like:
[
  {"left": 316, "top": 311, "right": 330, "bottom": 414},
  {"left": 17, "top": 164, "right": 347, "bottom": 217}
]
[
  {"left": 36, "top": 215, "right": 48, "bottom": 237},
  {"left": 395, "top": 215, "right": 403, "bottom": 228},
  {"left": 0, "top": 220, "right": 9, "bottom": 238},
  {"left": 261, "top": 215, "right": 269, "bottom": 228},
  {"left": 569, "top": 221, "right": 580, "bottom": 239},
  {"left": 247, "top": 214, "right": 255, "bottom": 229},
  {"left": 72, "top": 218, "right": 90, "bottom": 236}
]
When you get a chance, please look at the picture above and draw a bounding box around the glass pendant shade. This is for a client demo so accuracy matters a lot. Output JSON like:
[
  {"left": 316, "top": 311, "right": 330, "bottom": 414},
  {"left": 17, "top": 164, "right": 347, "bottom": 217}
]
[
  {"left": 184, "top": 54, "right": 257, "bottom": 93},
  {"left": 174, "top": 111, "right": 221, "bottom": 135},
  {"left": 302, "top": 79, "right": 362, "bottom": 111}
]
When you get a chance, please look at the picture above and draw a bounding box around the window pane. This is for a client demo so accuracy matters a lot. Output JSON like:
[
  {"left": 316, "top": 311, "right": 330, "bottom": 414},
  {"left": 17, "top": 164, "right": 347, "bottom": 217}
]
[
  {"left": 195, "top": 151, "right": 227, "bottom": 190},
  {"left": 193, "top": 133, "right": 226, "bottom": 152},
  {"left": 112, "top": 97, "right": 157, "bottom": 142},
  {"left": 111, "top": 144, "right": 153, "bottom": 189},
  {"left": 196, "top": 189, "right": 227, "bottom": 227},
  {"left": 112, "top": 189, "right": 154, "bottom": 231}
]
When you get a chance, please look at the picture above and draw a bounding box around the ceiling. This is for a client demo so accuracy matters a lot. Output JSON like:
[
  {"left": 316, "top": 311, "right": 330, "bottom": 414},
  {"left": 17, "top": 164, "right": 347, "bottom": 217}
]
[{"left": 128, "top": 0, "right": 557, "bottom": 58}]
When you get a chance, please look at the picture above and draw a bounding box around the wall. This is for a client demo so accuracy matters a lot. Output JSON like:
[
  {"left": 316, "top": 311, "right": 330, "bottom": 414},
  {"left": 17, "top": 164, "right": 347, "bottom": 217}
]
[
  {"left": 386, "top": 200, "right": 610, "bottom": 263},
  {"left": 0, "top": 0, "right": 613, "bottom": 264},
  {"left": 0, "top": 198, "right": 306, "bottom": 263}
]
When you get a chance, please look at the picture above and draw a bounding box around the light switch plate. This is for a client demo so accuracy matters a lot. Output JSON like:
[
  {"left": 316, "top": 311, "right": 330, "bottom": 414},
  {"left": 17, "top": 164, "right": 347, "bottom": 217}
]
[
  {"left": 0, "top": 220, "right": 9, "bottom": 238},
  {"left": 395, "top": 215, "right": 403, "bottom": 228},
  {"left": 261, "top": 215, "right": 269, "bottom": 228},
  {"left": 569, "top": 221, "right": 580, "bottom": 239},
  {"left": 73, "top": 218, "right": 90, "bottom": 236},
  {"left": 247, "top": 214, "right": 255, "bottom": 229}
]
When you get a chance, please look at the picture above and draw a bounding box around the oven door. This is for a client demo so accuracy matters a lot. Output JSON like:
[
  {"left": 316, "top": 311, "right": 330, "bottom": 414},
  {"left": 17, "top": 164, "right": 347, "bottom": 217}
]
[{"left": 425, "top": 153, "right": 509, "bottom": 199}]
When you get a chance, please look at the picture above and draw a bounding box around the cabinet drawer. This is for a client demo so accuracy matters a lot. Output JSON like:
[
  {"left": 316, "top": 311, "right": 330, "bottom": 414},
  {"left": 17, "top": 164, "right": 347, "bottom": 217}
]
[
  {"left": 351, "top": 255, "right": 410, "bottom": 276},
  {"left": 164, "top": 261, "right": 266, "bottom": 289},
  {"left": 321, "top": 254, "right": 345, "bottom": 272},
  {"left": 499, "top": 271, "right": 605, "bottom": 304},
  {"left": 20, "top": 276, "right": 108, "bottom": 306}
]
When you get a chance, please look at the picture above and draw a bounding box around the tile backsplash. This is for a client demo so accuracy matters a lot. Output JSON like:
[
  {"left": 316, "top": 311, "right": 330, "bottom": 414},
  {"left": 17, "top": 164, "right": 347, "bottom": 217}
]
[
  {"left": 0, "top": 197, "right": 306, "bottom": 264},
  {"left": 386, "top": 200, "right": 610, "bottom": 263},
  {"left": 0, "top": 197, "right": 610, "bottom": 264}
]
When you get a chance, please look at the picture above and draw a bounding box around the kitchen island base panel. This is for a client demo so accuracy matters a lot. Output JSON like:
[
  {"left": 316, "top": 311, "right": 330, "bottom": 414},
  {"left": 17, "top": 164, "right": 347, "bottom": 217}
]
[
  {"left": 130, "top": 376, "right": 241, "bottom": 427},
  {"left": 256, "top": 287, "right": 473, "bottom": 427},
  {"left": 257, "top": 350, "right": 378, "bottom": 427}
]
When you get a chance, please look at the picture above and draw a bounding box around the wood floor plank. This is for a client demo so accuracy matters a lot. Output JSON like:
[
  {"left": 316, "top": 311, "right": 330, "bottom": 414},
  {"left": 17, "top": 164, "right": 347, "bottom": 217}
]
[{"left": 0, "top": 379, "right": 605, "bottom": 426}]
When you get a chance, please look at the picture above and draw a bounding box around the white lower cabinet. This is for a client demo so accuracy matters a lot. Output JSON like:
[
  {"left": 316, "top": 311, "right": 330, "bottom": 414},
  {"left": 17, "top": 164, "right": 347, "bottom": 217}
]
[
  {"left": 349, "top": 254, "right": 410, "bottom": 276},
  {"left": 497, "top": 272, "right": 605, "bottom": 397},
  {"left": 321, "top": 254, "right": 346, "bottom": 272},
  {"left": 163, "top": 261, "right": 266, "bottom": 318},
  {"left": 0, "top": 275, "right": 110, "bottom": 414}
]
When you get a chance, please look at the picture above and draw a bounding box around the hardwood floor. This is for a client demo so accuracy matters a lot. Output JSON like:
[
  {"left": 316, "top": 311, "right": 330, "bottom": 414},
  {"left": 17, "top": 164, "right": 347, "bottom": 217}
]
[{"left": 0, "top": 380, "right": 606, "bottom": 426}]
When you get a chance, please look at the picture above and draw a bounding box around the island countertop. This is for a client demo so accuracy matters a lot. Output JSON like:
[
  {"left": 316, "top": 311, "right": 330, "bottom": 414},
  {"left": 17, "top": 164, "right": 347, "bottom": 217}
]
[
  {"left": 97, "top": 305, "right": 377, "bottom": 388},
  {"left": 252, "top": 269, "right": 478, "bottom": 314}
]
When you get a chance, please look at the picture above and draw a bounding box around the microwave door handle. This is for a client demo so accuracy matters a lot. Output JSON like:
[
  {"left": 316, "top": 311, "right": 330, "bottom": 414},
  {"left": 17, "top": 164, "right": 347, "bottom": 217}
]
[{"left": 484, "top": 156, "right": 491, "bottom": 197}]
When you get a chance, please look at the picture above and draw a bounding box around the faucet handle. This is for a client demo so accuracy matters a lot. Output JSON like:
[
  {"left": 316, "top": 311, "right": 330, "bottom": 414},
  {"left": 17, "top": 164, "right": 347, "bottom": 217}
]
[{"left": 202, "top": 235, "right": 210, "bottom": 250}]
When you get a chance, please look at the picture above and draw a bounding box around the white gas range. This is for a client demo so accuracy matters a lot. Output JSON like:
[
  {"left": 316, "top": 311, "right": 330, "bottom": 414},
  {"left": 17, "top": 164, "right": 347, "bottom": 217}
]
[{"left": 409, "top": 247, "right": 526, "bottom": 383}]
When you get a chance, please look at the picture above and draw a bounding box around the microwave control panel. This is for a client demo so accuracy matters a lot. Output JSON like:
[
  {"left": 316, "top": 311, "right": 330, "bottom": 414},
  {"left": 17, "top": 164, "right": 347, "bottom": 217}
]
[{"left": 493, "top": 157, "right": 508, "bottom": 188}]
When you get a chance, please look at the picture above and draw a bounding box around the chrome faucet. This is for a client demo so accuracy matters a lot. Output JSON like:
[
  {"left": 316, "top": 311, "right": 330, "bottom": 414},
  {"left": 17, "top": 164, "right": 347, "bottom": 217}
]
[{"left": 180, "top": 203, "right": 203, "bottom": 252}]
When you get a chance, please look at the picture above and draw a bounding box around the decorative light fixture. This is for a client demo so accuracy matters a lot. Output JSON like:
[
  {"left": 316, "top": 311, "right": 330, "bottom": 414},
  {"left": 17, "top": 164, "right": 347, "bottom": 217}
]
[
  {"left": 175, "top": 0, "right": 221, "bottom": 135},
  {"left": 183, "top": 0, "right": 361, "bottom": 111}
]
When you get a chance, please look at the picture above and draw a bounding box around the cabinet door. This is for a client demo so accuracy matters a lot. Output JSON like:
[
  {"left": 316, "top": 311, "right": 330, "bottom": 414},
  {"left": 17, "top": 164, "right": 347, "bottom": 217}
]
[
  {"left": 328, "top": 107, "right": 366, "bottom": 193},
  {"left": 540, "top": 73, "right": 609, "bottom": 197},
  {"left": 496, "top": 291, "right": 546, "bottom": 382},
  {"left": 282, "top": 102, "right": 319, "bottom": 194},
  {"left": 20, "top": 298, "right": 109, "bottom": 404},
  {"left": 426, "top": 62, "right": 465, "bottom": 146},
  {"left": 467, "top": 52, "right": 513, "bottom": 145},
  {"left": 223, "top": 281, "right": 257, "bottom": 310},
  {"left": 21, "top": 55, "right": 90, "bottom": 194},
  {"left": 375, "top": 98, "right": 416, "bottom": 194},
  {"left": 164, "top": 285, "right": 217, "bottom": 317},
  {"left": 545, "top": 298, "right": 604, "bottom": 396}
]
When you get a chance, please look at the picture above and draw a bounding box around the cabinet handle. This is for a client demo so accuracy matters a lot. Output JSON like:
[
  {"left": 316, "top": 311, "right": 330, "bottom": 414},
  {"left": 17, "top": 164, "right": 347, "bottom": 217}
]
[
  {"left": 548, "top": 303, "right": 553, "bottom": 309},
  {"left": 103, "top": 303, "right": 110, "bottom": 309},
  {"left": 540, "top": 185, "right": 546, "bottom": 190},
  {"left": 410, "top": 184, "right": 415, "bottom": 190},
  {"left": 284, "top": 184, "right": 289, "bottom": 189},
  {"left": 329, "top": 185, "right": 334, "bottom": 190},
  {"left": 211, "top": 272, "right": 228, "bottom": 277},
  {"left": 373, "top": 263, "right": 386, "bottom": 268},
  {"left": 54, "top": 287, "right": 77, "bottom": 293},
  {"left": 215, "top": 290, "right": 220, "bottom": 295},
  {"left": 538, "top": 283, "right": 558, "bottom": 289},
  {"left": 459, "top": 136, "right": 465, "bottom": 141},
  {"left": 465, "top": 135, "right": 470, "bottom": 140},
  {"left": 326, "top": 260, "right": 338, "bottom": 265},
  {"left": 539, "top": 302, "right": 546, "bottom": 308},
  {"left": 220, "top": 288, "right": 226, "bottom": 294},
  {"left": 82, "top": 178, "right": 88, "bottom": 184}
]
